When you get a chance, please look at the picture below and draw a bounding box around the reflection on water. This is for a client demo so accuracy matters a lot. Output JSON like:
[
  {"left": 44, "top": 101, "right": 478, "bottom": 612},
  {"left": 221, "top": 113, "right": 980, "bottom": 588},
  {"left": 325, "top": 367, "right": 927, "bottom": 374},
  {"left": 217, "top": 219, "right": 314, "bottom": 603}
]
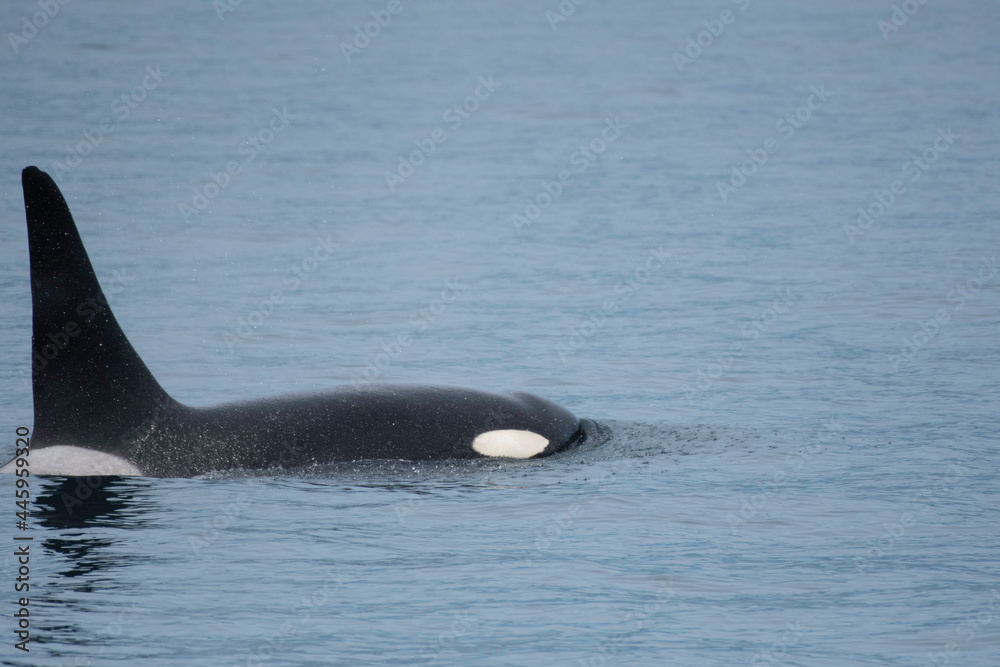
[
  {"left": 34, "top": 476, "right": 155, "bottom": 530},
  {"left": 33, "top": 476, "right": 154, "bottom": 580},
  {"left": 1, "top": 477, "right": 160, "bottom": 663}
]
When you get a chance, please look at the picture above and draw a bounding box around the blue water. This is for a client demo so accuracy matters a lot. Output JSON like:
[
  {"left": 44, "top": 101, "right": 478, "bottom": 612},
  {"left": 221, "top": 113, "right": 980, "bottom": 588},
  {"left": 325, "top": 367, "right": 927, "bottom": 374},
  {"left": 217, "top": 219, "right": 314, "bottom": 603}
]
[{"left": 2, "top": 0, "right": 999, "bottom": 664}]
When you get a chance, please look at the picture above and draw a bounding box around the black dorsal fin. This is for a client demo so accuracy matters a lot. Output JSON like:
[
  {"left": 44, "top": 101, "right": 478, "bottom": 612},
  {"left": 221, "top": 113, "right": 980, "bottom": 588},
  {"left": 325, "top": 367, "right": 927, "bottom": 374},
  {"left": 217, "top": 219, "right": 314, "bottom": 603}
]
[{"left": 22, "top": 166, "right": 177, "bottom": 452}]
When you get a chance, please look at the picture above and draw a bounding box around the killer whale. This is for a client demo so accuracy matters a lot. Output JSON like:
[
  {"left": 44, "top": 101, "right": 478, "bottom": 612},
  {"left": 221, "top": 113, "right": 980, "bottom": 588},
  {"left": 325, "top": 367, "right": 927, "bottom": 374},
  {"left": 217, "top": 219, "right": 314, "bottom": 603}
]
[{"left": 0, "top": 167, "right": 587, "bottom": 477}]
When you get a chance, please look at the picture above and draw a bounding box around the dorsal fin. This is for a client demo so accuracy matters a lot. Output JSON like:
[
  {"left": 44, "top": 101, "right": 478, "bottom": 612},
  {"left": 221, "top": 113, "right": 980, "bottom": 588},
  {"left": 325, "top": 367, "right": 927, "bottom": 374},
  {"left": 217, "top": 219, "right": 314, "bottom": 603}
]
[{"left": 22, "top": 166, "right": 178, "bottom": 452}]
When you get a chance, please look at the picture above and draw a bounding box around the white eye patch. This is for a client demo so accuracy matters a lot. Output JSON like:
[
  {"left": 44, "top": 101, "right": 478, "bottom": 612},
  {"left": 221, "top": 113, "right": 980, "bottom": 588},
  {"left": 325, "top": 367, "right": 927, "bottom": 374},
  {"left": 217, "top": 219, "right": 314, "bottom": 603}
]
[{"left": 471, "top": 430, "right": 549, "bottom": 459}]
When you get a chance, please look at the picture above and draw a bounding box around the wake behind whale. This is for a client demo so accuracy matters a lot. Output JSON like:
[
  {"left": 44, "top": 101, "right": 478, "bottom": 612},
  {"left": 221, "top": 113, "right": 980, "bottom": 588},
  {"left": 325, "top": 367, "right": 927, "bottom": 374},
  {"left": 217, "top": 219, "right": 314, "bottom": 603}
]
[{"left": 1, "top": 167, "right": 588, "bottom": 477}]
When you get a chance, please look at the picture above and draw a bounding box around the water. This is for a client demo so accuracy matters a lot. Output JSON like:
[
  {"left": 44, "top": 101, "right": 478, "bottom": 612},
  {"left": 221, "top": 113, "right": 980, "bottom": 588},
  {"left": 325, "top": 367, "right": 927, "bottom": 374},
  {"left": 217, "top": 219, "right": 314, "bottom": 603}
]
[{"left": 1, "top": 0, "right": 999, "bottom": 664}]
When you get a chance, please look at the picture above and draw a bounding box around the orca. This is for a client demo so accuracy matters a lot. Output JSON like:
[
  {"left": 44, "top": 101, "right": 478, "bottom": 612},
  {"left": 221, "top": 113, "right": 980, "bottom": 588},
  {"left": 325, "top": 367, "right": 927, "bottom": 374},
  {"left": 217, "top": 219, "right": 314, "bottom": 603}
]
[{"left": 0, "top": 167, "right": 588, "bottom": 477}]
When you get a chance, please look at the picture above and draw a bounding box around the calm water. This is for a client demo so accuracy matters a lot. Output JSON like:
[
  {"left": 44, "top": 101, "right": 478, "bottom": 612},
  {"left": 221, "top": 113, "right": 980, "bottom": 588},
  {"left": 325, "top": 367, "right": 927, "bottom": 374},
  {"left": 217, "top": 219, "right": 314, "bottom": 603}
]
[{"left": 2, "top": 0, "right": 999, "bottom": 665}]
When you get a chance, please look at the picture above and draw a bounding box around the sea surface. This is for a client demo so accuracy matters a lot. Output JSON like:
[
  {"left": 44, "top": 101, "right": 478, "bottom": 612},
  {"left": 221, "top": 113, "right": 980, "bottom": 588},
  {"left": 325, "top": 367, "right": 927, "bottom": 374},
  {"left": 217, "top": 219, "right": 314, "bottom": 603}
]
[{"left": 1, "top": 0, "right": 999, "bottom": 665}]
